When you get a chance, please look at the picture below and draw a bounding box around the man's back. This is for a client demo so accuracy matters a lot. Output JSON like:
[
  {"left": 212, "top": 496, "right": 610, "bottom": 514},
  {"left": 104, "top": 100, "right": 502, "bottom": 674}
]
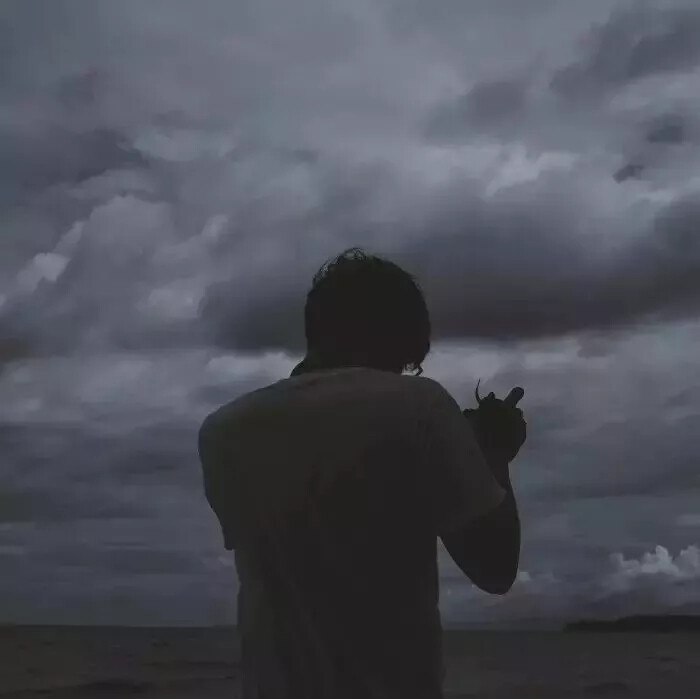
[{"left": 198, "top": 366, "right": 505, "bottom": 699}]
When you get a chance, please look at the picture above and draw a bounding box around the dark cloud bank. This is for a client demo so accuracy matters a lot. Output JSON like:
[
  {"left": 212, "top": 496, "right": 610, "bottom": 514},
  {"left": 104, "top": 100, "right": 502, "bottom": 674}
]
[{"left": 2, "top": 0, "right": 700, "bottom": 625}]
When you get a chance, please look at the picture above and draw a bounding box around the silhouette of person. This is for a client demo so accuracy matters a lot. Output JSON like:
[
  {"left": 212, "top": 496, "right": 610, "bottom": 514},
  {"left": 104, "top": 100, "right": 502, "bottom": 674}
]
[{"left": 198, "top": 247, "right": 526, "bottom": 699}]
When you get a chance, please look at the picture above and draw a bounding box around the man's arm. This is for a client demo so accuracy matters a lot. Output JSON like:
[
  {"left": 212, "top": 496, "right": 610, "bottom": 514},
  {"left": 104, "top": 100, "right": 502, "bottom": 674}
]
[
  {"left": 440, "top": 450, "right": 520, "bottom": 595},
  {"left": 198, "top": 414, "right": 236, "bottom": 551},
  {"left": 421, "top": 380, "right": 523, "bottom": 595}
]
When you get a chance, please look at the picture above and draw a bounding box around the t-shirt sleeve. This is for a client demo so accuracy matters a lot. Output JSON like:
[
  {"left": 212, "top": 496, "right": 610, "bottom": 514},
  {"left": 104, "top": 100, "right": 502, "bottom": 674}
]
[
  {"left": 420, "top": 381, "right": 506, "bottom": 536},
  {"left": 198, "top": 414, "right": 237, "bottom": 550}
]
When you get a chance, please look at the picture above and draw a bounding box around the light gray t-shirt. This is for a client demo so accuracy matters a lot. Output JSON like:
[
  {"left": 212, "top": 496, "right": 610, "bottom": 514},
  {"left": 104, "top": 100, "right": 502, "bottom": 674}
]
[{"left": 198, "top": 367, "right": 505, "bottom": 699}]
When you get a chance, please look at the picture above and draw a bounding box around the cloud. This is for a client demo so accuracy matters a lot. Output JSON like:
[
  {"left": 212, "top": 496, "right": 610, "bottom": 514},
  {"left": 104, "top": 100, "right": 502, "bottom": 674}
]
[
  {"left": 441, "top": 544, "right": 700, "bottom": 627},
  {"left": 196, "top": 164, "right": 700, "bottom": 353},
  {"left": 0, "top": 483, "right": 142, "bottom": 524},
  {"left": 550, "top": 4, "right": 700, "bottom": 100},
  {"left": 645, "top": 113, "right": 687, "bottom": 144},
  {"left": 2, "top": 2, "right": 700, "bottom": 359},
  {"left": 2, "top": 128, "right": 147, "bottom": 200},
  {"left": 604, "top": 544, "right": 700, "bottom": 588},
  {"left": 424, "top": 77, "right": 529, "bottom": 139},
  {"left": 614, "top": 162, "right": 645, "bottom": 182},
  {"left": 406, "top": 190, "right": 700, "bottom": 342},
  {"left": 2, "top": 0, "right": 700, "bottom": 626},
  {"left": 37, "top": 544, "right": 200, "bottom": 576},
  {"left": 676, "top": 514, "right": 700, "bottom": 528}
]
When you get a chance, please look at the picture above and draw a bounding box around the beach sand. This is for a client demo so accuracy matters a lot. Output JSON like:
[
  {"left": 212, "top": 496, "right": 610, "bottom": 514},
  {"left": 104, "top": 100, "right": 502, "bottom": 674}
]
[{"left": 1, "top": 625, "right": 698, "bottom": 698}]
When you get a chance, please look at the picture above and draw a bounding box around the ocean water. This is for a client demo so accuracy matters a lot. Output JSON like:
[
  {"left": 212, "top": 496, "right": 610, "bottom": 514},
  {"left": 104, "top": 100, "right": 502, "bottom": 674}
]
[{"left": 2, "top": 625, "right": 699, "bottom": 698}]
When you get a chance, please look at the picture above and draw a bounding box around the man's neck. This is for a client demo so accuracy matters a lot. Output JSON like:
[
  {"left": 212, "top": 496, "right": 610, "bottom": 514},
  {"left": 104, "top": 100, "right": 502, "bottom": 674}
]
[
  {"left": 290, "top": 352, "right": 353, "bottom": 377},
  {"left": 290, "top": 351, "right": 399, "bottom": 377}
]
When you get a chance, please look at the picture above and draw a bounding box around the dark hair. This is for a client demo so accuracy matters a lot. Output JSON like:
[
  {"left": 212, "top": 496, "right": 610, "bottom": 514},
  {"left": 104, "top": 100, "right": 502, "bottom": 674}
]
[{"left": 304, "top": 247, "right": 431, "bottom": 375}]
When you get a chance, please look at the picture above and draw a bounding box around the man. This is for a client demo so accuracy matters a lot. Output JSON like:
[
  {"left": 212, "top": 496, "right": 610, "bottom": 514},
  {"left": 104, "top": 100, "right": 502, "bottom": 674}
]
[{"left": 198, "top": 247, "right": 526, "bottom": 699}]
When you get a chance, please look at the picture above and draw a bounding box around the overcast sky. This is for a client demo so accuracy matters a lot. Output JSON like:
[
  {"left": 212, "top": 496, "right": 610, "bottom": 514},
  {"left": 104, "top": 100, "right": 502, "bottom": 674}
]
[{"left": 2, "top": 0, "right": 700, "bottom": 627}]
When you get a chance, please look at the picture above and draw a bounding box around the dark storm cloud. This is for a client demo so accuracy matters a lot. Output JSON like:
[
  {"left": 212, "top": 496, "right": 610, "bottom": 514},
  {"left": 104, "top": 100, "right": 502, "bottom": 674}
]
[
  {"left": 0, "top": 484, "right": 142, "bottom": 523},
  {"left": 202, "top": 277, "right": 308, "bottom": 354},
  {"left": 37, "top": 545, "right": 199, "bottom": 576},
  {"left": 452, "top": 331, "right": 700, "bottom": 515},
  {"left": 201, "top": 182, "right": 700, "bottom": 353},
  {"left": 613, "top": 162, "right": 645, "bottom": 182},
  {"left": 526, "top": 414, "right": 700, "bottom": 503},
  {"left": 550, "top": 5, "right": 700, "bottom": 100},
  {"left": 1, "top": 128, "right": 147, "bottom": 198},
  {"left": 15, "top": 422, "right": 200, "bottom": 485},
  {"left": 0, "top": 418, "right": 203, "bottom": 518},
  {"left": 664, "top": 384, "right": 700, "bottom": 409},
  {"left": 2, "top": 0, "right": 700, "bottom": 626},
  {"left": 433, "top": 190, "right": 700, "bottom": 341},
  {"left": 645, "top": 113, "right": 687, "bottom": 145},
  {"left": 4, "top": 0, "right": 700, "bottom": 359},
  {"left": 189, "top": 5, "right": 700, "bottom": 355},
  {"left": 424, "top": 77, "right": 529, "bottom": 139}
]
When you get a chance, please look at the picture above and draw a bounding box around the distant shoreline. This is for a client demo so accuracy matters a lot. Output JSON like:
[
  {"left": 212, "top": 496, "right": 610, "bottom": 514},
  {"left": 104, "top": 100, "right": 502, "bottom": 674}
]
[
  {"left": 2, "top": 614, "right": 700, "bottom": 633},
  {"left": 565, "top": 615, "right": 700, "bottom": 633}
]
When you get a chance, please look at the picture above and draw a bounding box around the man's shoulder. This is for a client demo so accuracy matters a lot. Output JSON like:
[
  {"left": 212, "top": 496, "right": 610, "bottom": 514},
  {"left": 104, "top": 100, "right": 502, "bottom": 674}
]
[
  {"left": 200, "top": 372, "right": 449, "bottom": 429},
  {"left": 344, "top": 369, "right": 448, "bottom": 403},
  {"left": 198, "top": 395, "right": 250, "bottom": 436},
  {"left": 199, "top": 380, "right": 282, "bottom": 434},
  {"left": 404, "top": 376, "right": 466, "bottom": 424},
  {"left": 200, "top": 396, "right": 250, "bottom": 428},
  {"left": 363, "top": 373, "right": 457, "bottom": 419},
  {"left": 406, "top": 374, "right": 452, "bottom": 402}
]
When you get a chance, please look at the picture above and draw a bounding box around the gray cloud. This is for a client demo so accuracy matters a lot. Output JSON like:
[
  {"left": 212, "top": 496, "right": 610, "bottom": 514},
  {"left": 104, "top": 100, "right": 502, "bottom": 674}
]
[
  {"left": 550, "top": 4, "right": 700, "bottom": 100},
  {"left": 1, "top": 127, "right": 147, "bottom": 202},
  {"left": 198, "top": 185, "right": 700, "bottom": 353},
  {"left": 645, "top": 113, "right": 687, "bottom": 144},
  {"left": 0, "top": 485, "right": 141, "bottom": 523},
  {"left": 405, "top": 191, "right": 700, "bottom": 342},
  {"left": 3, "top": 1, "right": 700, "bottom": 359},
  {"left": 1, "top": 0, "right": 700, "bottom": 626},
  {"left": 424, "top": 77, "right": 529, "bottom": 140}
]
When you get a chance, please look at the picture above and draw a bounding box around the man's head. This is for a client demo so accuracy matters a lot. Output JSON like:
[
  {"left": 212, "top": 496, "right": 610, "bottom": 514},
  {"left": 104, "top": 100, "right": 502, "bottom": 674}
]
[{"left": 303, "top": 247, "right": 431, "bottom": 375}]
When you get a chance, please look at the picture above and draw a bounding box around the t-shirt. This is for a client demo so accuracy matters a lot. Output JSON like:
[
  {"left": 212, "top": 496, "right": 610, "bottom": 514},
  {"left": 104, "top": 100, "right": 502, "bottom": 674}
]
[{"left": 198, "top": 366, "right": 505, "bottom": 699}]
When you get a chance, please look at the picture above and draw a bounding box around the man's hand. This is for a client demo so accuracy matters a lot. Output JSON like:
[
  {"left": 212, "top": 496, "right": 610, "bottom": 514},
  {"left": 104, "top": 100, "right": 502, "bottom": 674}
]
[
  {"left": 443, "top": 383, "right": 525, "bottom": 594},
  {"left": 463, "top": 384, "right": 527, "bottom": 467}
]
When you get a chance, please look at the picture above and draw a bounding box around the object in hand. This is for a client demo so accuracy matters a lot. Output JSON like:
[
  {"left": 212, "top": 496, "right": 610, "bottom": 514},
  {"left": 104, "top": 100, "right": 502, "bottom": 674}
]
[
  {"left": 475, "top": 379, "right": 524, "bottom": 409},
  {"left": 465, "top": 379, "right": 527, "bottom": 463}
]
